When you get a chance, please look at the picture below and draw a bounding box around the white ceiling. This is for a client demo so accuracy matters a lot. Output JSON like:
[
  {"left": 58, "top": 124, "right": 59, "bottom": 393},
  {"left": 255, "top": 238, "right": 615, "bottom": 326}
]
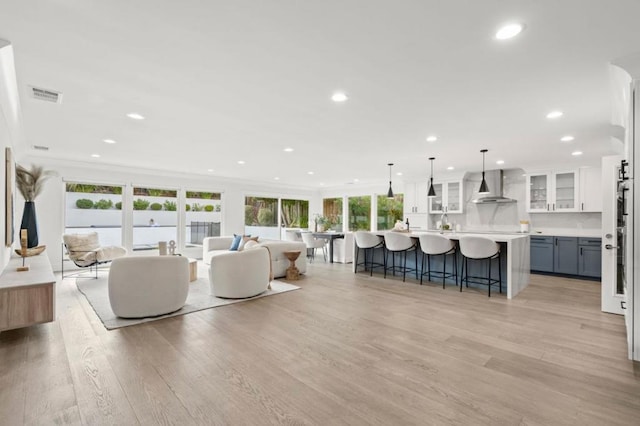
[{"left": 1, "top": 0, "right": 639, "bottom": 189}]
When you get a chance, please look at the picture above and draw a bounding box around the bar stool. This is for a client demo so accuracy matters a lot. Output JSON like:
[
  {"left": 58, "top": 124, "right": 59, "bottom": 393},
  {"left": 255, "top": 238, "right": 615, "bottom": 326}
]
[
  {"left": 383, "top": 232, "right": 418, "bottom": 282},
  {"left": 418, "top": 234, "right": 458, "bottom": 288},
  {"left": 458, "top": 236, "right": 502, "bottom": 297},
  {"left": 354, "top": 231, "right": 385, "bottom": 276}
]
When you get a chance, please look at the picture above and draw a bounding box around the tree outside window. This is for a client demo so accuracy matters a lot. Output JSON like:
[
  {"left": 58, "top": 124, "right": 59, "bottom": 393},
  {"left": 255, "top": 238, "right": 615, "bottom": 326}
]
[
  {"left": 322, "top": 198, "right": 343, "bottom": 231},
  {"left": 377, "top": 194, "right": 404, "bottom": 230},
  {"left": 348, "top": 196, "right": 371, "bottom": 231}
]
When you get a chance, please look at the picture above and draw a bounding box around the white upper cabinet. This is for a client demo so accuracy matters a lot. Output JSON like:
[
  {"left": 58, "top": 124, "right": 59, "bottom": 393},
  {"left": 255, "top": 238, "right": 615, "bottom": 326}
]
[
  {"left": 403, "top": 181, "right": 430, "bottom": 214},
  {"left": 526, "top": 170, "right": 580, "bottom": 213},
  {"left": 579, "top": 166, "right": 602, "bottom": 212},
  {"left": 429, "top": 180, "right": 463, "bottom": 214}
]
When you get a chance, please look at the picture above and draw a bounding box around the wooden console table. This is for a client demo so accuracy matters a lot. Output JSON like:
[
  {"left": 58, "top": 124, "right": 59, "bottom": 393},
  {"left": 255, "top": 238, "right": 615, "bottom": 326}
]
[{"left": 0, "top": 253, "right": 56, "bottom": 332}]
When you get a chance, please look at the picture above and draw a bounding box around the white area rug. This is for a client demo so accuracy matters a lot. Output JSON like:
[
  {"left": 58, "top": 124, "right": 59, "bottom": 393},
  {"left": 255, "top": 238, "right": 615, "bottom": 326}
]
[{"left": 76, "top": 266, "right": 300, "bottom": 330}]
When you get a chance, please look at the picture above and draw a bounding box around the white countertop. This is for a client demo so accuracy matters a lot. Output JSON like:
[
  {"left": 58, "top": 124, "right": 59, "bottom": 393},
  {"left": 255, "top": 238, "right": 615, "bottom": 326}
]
[
  {"left": 529, "top": 228, "right": 601, "bottom": 238},
  {"left": 406, "top": 230, "right": 529, "bottom": 242}
]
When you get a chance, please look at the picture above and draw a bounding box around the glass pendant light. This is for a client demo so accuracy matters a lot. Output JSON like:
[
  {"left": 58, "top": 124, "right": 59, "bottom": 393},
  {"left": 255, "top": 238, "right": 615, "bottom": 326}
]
[
  {"left": 478, "top": 149, "right": 490, "bottom": 194},
  {"left": 387, "top": 163, "right": 394, "bottom": 198},
  {"left": 427, "top": 157, "right": 437, "bottom": 197}
]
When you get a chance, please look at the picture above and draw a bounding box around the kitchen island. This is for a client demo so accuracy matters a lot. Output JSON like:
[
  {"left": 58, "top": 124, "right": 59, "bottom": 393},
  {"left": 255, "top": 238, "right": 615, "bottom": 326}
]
[{"left": 357, "top": 230, "right": 530, "bottom": 299}]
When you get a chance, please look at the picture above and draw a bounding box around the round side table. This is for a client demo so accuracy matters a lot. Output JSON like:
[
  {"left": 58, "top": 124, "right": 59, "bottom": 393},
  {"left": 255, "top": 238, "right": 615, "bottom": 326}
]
[{"left": 283, "top": 250, "right": 301, "bottom": 280}]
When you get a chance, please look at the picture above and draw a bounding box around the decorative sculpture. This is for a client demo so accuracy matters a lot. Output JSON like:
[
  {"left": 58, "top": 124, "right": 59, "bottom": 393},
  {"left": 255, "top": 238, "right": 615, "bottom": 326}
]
[{"left": 16, "top": 229, "right": 29, "bottom": 272}]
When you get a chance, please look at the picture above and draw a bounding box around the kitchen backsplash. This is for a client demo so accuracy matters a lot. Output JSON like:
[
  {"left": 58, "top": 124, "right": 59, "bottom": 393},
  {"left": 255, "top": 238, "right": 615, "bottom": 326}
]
[{"left": 427, "top": 169, "right": 602, "bottom": 232}]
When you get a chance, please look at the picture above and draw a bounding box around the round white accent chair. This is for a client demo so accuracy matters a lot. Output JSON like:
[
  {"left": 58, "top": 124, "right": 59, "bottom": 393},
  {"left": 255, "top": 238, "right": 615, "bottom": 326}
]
[
  {"left": 108, "top": 256, "right": 189, "bottom": 318},
  {"left": 458, "top": 236, "right": 502, "bottom": 297},
  {"left": 354, "top": 231, "right": 385, "bottom": 276},
  {"left": 383, "top": 232, "right": 418, "bottom": 282},
  {"left": 209, "top": 246, "right": 271, "bottom": 298},
  {"left": 418, "top": 234, "right": 458, "bottom": 288}
]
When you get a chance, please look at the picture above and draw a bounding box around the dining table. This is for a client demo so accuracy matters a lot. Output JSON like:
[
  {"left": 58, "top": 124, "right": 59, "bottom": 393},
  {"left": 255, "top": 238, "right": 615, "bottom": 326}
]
[{"left": 312, "top": 232, "right": 345, "bottom": 263}]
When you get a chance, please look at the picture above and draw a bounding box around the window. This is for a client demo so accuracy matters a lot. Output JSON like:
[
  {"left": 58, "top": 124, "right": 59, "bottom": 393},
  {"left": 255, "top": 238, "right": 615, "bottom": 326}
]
[
  {"left": 185, "top": 191, "right": 222, "bottom": 247},
  {"left": 322, "top": 197, "right": 343, "bottom": 231},
  {"left": 377, "top": 194, "right": 404, "bottom": 230},
  {"left": 132, "top": 186, "right": 177, "bottom": 251},
  {"left": 281, "top": 199, "right": 309, "bottom": 229},
  {"left": 65, "top": 182, "right": 123, "bottom": 246},
  {"left": 348, "top": 196, "right": 371, "bottom": 231},
  {"left": 244, "top": 196, "right": 279, "bottom": 239}
]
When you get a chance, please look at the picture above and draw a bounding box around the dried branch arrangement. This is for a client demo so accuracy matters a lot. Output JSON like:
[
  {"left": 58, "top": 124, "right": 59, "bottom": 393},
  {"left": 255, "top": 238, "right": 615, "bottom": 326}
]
[{"left": 15, "top": 164, "right": 55, "bottom": 201}]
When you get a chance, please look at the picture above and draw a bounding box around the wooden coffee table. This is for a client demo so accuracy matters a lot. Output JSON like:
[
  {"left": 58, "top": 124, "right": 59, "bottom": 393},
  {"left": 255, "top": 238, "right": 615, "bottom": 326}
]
[
  {"left": 188, "top": 258, "right": 197, "bottom": 282},
  {"left": 283, "top": 250, "right": 301, "bottom": 281}
]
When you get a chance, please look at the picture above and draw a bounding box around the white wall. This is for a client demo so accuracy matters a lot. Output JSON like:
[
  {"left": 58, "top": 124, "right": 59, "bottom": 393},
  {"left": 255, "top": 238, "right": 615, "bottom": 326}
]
[
  {"left": 0, "top": 41, "right": 23, "bottom": 269},
  {"left": 17, "top": 158, "right": 320, "bottom": 271}
]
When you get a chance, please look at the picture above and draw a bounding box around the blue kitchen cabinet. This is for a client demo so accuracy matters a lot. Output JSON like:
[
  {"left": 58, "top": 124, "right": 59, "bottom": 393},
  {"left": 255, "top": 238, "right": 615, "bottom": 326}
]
[
  {"left": 530, "top": 236, "right": 554, "bottom": 272},
  {"left": 553, "top": 237, "right": 578, "bottom": 275},
  {"left": 578, "top": 238, "right": 602, "bottom": 278}
]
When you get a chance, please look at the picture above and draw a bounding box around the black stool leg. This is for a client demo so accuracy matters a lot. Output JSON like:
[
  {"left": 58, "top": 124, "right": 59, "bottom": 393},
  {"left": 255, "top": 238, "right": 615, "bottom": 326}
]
[
  {"left": 420, "top": 252, "right": 425, "bottom": 285},
  {"left": 498, "top": 252, "right": 502, "bottom": 293},
  {"left": 488, "top": 257, "right": 492, "bottom": 297},
  {"left": 442, "top": 253, "right": 446, "bottom": 289}
]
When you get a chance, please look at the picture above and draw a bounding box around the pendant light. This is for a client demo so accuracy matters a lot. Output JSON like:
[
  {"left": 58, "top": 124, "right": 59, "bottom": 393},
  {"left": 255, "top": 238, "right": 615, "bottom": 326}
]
[
  {"left": 478, "top": 149, "right": 490, "bottom": 194},
  {"left": 387, "top": 163, "right": 394, "bottom": 198},
  {"left": 427, "top": 157, "right": 437, "bottom": 198}
]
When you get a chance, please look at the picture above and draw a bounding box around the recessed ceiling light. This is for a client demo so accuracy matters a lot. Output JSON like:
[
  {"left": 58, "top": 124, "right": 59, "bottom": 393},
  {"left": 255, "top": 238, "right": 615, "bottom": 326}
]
[
  {"left": 546, "top": 110, "right": 563, "bottom": 119},
  {"left": 91, "top": 154, "right": 100, "bottom": 158},
  {"left": 237, "top": 160, "right": 245, "bottom": 165},
  {"left": 331, "top": 92, "right": 348, "bottom": 103},
  {"left": 561, "top": 135, "right": 575, "bottom": 142},
  {"left": 274, "top": 177, "right": 280, "bottom": 180},
  {"left": 207, "top": 169, "right": 214, "bottom": 172},
  {"left": 496, "top": 160, "right": 505, "bottom": 165},
  {"left": 307, "top": 171, "right": 314, "bottom": 175},
  {"left": 283, "top": 147, "right": 294, "bottom": 152},
  {"left": 571, "top": 151, "right": 583, "bottom": 156},
  {"left": 126, "top": 112, "right": 145, "bottom": 120},
  {"left": 103, "top": 139, "right": 116, "bottom": 144},
  {"left": 495, "top": 23, "right": 524, "bottom": 40},
  {"left": 426, "top": 136, "right": 438, "bottom": 142},
  {"left": 319, "top": 183, "right": 325, "bottom": 186},
  {"left": 396, "top": 172, "right": 403, "bottom": 176},
  {"left": 353, "top": 178, "right": 359, "bottom": 182},
  {"left": 447, "top": 166, "right": 454, "bottom": 170}
]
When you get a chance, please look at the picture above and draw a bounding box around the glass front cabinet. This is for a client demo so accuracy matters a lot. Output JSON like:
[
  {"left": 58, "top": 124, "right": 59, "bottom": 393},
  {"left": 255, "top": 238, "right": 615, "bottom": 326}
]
[
  {"left": 428, "top": 180, "right": 463, "bottom": 214},
  {"left": 526, "top": 171, "right": 579, "bottom": 213}
]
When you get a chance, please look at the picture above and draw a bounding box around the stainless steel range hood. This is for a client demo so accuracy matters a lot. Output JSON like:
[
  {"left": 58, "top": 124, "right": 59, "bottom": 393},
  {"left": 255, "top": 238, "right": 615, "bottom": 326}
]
[{"left": 472, "top": 169, "right": 517, "bottom": 204}]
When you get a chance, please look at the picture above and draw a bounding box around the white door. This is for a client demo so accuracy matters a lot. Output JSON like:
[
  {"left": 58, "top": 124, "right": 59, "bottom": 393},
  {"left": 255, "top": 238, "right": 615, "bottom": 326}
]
[{"left": 601, "top": 156, "right": 624, "bottom": 315}]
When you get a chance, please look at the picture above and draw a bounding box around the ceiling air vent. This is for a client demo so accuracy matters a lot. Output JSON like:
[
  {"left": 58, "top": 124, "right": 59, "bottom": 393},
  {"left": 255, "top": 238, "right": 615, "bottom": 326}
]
[
  {"left": 32, "top": 145, "right": 49, "bottom": 151},
  {"left": 28, "top": 86, "right": 62, "bottom": 104}
]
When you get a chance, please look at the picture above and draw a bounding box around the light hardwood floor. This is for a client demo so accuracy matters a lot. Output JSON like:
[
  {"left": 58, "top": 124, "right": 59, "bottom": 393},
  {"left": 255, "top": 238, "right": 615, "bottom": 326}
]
[{"left": 1, "top": 262, "right": 640, "bottom": 425}]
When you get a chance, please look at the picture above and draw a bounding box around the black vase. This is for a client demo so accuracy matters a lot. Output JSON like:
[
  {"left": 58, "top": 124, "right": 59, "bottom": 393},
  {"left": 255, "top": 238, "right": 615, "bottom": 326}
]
[{"left": 20, "top": 201, "right": 39, "bottom": 248}]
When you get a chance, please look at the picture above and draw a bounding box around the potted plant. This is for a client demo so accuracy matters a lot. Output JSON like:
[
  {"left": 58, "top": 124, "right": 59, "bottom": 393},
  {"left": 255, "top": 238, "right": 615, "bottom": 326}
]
[{"left": 15, "top": 164, "right": 54, "bottom": 248}]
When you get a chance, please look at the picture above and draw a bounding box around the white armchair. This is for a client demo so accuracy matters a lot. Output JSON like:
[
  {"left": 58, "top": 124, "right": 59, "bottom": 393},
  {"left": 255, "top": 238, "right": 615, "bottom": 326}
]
[
  {"left": 108, "top": 256, "right": 190, "bottom": 318},
  {"left": 209, "top": 246, "right": 271, "bottom": 298}
]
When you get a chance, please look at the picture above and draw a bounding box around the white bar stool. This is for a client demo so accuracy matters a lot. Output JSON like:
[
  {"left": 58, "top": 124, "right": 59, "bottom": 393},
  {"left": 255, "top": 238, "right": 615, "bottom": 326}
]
[
  {"left": 354, "top": 231, "right": 385, "bottom": 275},
  {"left": 458, "top": 236, "right": 502, "bottom": 297},
  {"left": 383, "top": 232, "right": 418, "bottom": 282},
  {"left": 418, "top": 234, "right": 458, "bottom": 288}
]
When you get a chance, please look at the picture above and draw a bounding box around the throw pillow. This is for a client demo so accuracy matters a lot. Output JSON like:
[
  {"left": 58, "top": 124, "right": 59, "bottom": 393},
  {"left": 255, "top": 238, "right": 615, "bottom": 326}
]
[
  {"left": 229, "top": 235, "right": 243, "bottom": 251},
  {"left": 239, "top": 235, "right": 259, "bottom": 251},
  {"left": 243, "top": 240, "right": 260, "bottom": 250}
]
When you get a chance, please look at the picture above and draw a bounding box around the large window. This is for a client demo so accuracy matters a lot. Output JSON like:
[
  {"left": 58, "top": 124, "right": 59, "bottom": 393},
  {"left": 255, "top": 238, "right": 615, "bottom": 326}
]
[
  {"left": 377, "top": 194, "right": 404, "bottom": 230},
  {"left": 65, "top": 182, "right": 123, "bottom": 246},
  {"left": 132, "top": 187, "right": 177, "bottom": 251},
  {"left": 322, "top": 197, "right": 343, "bottom": 231},
  {"left": 281, "top": 199, "right": 309, "bottom": 229},
  {"left": 186, "top": 191, "right": 222, "bottom": 247},
  {"left": 348, "top": 196, "right": 371, "bottom": 231},
  {"left": 245, "top": 196, "right": 279, "bottom": 239}
]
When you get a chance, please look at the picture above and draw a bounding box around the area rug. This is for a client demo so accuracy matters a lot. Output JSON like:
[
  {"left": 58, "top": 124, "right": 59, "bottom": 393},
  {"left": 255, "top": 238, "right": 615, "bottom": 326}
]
[{"left": 76, "top": 267, "right": 300, "bottom": 330}]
